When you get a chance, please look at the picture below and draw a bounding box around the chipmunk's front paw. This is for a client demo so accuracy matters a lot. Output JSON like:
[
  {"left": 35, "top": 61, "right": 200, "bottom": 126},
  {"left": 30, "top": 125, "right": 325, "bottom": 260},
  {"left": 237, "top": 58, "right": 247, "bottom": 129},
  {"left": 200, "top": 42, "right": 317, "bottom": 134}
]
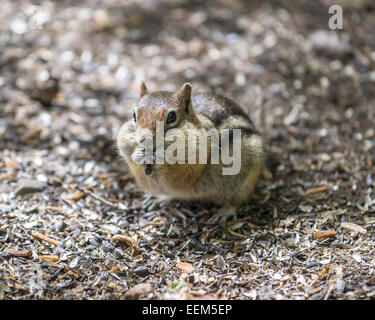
[
  {"left": 131, "top": 147, "right": 146, "bottom": 165},
  {"left": 209, "top": 205, "right": 238, "bottom": 225}
]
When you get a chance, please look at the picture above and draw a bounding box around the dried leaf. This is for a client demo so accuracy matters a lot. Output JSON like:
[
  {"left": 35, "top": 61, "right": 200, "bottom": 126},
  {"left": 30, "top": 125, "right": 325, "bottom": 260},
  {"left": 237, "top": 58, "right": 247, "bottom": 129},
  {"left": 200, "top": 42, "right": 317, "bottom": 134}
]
[
  {"left": 44, "top": 206, "right": 64, "bottom": 213},
  {"left": 305, "top": 186, "right": 328, "bottom": 196},
  {"left": 98, "top": 172, "right": 117, "bottom": 179},
  {"left": 110, "top": 234, "right": 140, "bottom": 256},
  {"left": 313, "top": 230, "right": 336, "bottom": 241},
  {"left": 341, "top": 222, "right": 367, "bottom": 235},
  {"left": 6, "top": 249, "right": 32, "bottom": 257},
  {"left": 124, "top": 283, "right": 152, "bottom": 299},
  {"left": 5, "top": 160, "right": 20, "bottom": 167},
  {"left": 191, "top": 289, "right": 206, "bottom": 296},
  {"left": 70, "top": 190, "right": 86, "bottom": 201},
  {"left": 175, "top": 262, "right": 194, "bottom": 272}
]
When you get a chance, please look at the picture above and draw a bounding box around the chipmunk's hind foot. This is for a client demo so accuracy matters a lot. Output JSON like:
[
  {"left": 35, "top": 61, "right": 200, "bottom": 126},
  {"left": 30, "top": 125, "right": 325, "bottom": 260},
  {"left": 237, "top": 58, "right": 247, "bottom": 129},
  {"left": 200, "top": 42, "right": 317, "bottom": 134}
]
[
  {"left": 209, "top": 205, "right": 238, "bottom": 225},
  {"left": 142, "top": 194, "right": 172, "bottom": 211}
]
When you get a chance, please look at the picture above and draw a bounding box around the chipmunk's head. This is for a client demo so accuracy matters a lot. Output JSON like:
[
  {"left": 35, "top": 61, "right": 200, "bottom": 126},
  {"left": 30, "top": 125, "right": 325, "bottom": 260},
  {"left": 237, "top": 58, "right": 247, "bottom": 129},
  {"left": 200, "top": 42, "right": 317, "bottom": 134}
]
[{"left": 133, "top": 82, "right": 198, "bottom": 144}]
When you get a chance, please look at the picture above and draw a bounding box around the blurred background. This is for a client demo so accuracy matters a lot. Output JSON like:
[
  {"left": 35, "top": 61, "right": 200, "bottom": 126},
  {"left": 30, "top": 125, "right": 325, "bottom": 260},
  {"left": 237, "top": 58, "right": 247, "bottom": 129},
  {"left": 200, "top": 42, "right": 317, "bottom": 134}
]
[
  {"left": 0, "top": 0, "right": 375, "bottom": 300},
  {"left": 0, "top": 0, "right": 374, "bottom": 201},
  {"left": 1, "top": 0, "right": 374, "bottom": 161}
]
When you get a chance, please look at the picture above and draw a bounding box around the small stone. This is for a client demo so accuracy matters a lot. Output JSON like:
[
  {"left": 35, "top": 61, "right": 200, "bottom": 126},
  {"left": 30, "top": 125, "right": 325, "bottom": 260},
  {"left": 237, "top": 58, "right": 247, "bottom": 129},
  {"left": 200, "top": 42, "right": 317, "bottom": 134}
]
[
  {"left": 134, "top": 266, "right": 149, "bottom": 277},
  {"left": 14, "top": 179, "right": 47, "bottom": 196},
  {"left": 310, "top": 293, "right": 324, "bottom": 300},
  {"left": 167, "top": 241, "right": 175, "bottom": 248},
  {"left": 306, "top": 261, "right": 320, "bottom": 269}
]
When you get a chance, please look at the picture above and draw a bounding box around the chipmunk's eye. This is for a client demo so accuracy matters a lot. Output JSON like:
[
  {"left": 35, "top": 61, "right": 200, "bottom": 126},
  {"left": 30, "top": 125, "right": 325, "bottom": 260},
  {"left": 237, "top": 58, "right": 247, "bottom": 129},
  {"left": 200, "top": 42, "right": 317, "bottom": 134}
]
[
  {"left": 133, "top": 111, "right": 137, "bottom": 123},
  {"left": 166, "top": 110, "right": 177, "bottom": 124}
]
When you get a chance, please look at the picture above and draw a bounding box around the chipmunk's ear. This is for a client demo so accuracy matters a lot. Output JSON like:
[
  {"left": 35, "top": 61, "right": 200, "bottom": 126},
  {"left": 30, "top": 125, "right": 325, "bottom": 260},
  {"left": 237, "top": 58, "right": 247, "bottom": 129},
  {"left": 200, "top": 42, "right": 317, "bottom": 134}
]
[
  {"left": 176, "top": 83, "right": 192, "bottom": 114},
  {"left": 140, "top": 81, "right": 148, "bottom": 98}
]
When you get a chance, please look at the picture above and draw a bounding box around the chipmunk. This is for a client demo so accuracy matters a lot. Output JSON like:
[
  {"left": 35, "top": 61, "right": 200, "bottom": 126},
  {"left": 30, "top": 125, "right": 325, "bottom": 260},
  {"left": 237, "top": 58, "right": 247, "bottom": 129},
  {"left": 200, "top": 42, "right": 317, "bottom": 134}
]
[{"left": 117, "top": 82, "right": 265, "bottom": 224}]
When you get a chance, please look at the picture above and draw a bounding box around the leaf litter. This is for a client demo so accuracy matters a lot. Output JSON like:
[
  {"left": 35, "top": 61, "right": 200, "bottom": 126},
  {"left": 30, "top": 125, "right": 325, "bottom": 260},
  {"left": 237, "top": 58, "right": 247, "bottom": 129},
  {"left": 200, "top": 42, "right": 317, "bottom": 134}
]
[{"left": 1, "top": 0, "right": 375, "bottom": 300}]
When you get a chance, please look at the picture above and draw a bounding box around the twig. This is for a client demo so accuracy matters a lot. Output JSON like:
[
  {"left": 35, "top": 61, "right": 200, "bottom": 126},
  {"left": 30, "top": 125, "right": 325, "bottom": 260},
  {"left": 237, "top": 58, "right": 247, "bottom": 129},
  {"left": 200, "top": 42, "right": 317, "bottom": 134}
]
[
  {"left": 39, "top": 255, "right": 59, "bottom": 262},
  {"left": 214, "top": 288, "right": 223, "bottom": 299},
  {"left": 305, "top": 186, "right": 329, "bottom": 196},
  {"left": 32, "top": 232, "right": 60, "bottom": 246},
  {"left": 324, "top": 284, "right": 335, "bottom": 300},
  {"left": 65, "top": 267, "right": 80, "bottom": 279},
  {"left": 340, "top": 222, "right": 367, "bottom": 235},
  {"left": 77, "top": 186, "right": 123, "bottom": 209},
  {"left": 227, "top": 228, "right": 248, "bottom": 239},
  {"left": 6, "top": 249, "right": 31, "bottom": 257}
]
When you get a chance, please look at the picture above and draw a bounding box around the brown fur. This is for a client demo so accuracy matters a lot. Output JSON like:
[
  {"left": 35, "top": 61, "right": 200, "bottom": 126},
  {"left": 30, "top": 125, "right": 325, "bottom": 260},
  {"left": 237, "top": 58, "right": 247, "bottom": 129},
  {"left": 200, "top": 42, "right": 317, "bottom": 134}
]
[{"left": 117, "top": 83, "right": 266, "bottom": 220}]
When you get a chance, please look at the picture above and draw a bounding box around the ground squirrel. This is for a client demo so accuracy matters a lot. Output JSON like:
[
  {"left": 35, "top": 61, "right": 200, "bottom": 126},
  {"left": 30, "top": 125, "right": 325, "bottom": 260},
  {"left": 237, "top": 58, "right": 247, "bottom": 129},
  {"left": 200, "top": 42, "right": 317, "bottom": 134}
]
[{"left": 117, "top": 82, "right": 265, "bottom": 224}]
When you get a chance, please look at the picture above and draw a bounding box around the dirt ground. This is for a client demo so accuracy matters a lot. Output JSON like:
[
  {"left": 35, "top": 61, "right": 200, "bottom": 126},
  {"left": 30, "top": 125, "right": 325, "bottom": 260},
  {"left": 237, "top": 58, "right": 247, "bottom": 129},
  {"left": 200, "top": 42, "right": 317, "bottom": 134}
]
[{"left": 0, "top": 0, "right": 375, "bottom": 300}]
